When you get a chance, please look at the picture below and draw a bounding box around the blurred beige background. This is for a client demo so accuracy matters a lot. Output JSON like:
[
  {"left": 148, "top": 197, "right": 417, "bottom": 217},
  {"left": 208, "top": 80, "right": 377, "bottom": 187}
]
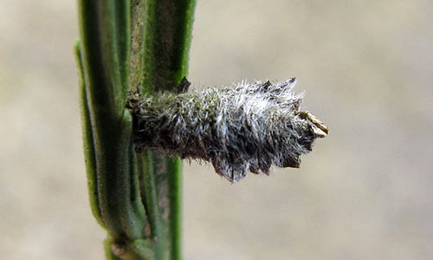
[{"left": 1, "top": 0, "right": 432, "bottom": 259}]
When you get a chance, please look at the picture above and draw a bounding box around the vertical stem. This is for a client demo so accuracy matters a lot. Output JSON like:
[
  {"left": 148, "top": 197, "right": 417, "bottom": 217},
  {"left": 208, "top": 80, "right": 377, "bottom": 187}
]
[
  {"left": 132, "top": 1, "right": 197, "bottom": 259},
  {"left": 167, "top": 159, "right": 183, "bottom": 260},
  {"left": 140, "top": 152, "right": 165, "bottom": 257},
  {"left": 78, "top": 0, "right": 148, "bottom": 249},
  {"left": 78, "top": 0, "right": 196, "bottom": 258},
  {"left": 75, "top": 41, "right": 106, "bottom": 229},
  {"left": 141, "top": 0, "right": 197, "bottom": 93}
]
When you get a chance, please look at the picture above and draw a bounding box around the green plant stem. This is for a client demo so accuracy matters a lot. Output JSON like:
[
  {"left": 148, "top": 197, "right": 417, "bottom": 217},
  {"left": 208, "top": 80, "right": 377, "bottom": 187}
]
[
  {"left": 140, "top": 1, "right": 196, "bottom": 259},
  {"left": 78, "top": 0, "right": 196, "bottom": 258},
  {"left": 140, "top": 152, "right": 164, "bottom": 256},
  {"left": 75, "top": 42, "right": 105, "bottom": 229},
  {"left": 131, "top": 0, "right": 196, "bottom": 259},
  {"left": 140, "top": 0, "right": 197, "bottom": 93},
  {"left": 78, "top": 0, "right": 147, "bottom": 244},
  {"left": 167, "top": 159, "right": 183, "bottom": 260}
]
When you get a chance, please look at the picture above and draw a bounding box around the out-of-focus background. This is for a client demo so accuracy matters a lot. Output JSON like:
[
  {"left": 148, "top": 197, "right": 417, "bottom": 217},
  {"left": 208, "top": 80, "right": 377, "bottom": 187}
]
[{"left": 1, "top": 0, "right": 432, "bottom": 259}]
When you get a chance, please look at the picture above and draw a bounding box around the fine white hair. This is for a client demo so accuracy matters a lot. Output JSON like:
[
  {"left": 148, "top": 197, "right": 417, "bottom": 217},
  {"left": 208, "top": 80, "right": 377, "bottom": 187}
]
[{"left": 131, "top": 79, "right": 327, "bottom": 182}]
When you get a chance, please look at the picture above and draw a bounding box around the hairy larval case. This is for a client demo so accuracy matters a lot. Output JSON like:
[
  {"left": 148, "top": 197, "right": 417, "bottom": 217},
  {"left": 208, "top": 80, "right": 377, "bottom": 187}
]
[{"left": 130, "top": 79, "right": 328, "bottom": 182}]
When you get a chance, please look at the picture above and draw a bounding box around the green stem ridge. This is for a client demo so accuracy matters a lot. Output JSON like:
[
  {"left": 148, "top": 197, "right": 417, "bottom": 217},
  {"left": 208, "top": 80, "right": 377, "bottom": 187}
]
[
  {"left": 75, "top": 41, "right": 106, "bottom": 229},
  {"left": 78, "top": 0, "right": 146, "bottom": 242},
  {"left": 137, "top": 1, "right": 196, "bottom": 259},
  {"left": 77, "top": 0, "right": 197, "bottom": 258},
  {"left": 167, "top": 159, "right": 183, "bottom": 260},
  {"left": 141, "top": 0, "right": 197, "bottom": 93}
]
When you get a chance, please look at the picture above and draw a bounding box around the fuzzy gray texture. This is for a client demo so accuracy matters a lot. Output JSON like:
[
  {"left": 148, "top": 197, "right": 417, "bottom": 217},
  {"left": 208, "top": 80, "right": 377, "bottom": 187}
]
[{"left": 130, "top": 78, "right": 328, "bottom": 182}]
